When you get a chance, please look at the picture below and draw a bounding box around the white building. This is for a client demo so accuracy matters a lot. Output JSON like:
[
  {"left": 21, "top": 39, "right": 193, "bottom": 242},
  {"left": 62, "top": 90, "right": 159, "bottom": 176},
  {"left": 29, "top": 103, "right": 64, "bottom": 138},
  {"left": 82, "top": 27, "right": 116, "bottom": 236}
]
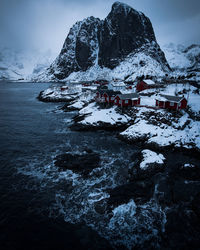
[{"left": 108, "top": 81, "right": 126, "bottom": 92}]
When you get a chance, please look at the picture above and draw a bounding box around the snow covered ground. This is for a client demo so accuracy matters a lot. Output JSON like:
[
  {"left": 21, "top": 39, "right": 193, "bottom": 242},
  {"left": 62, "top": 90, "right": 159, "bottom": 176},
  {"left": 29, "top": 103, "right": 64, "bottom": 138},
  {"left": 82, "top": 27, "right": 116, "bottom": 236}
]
[
  {"left": 139, "top": 83, "right": 200, "bottom": 114},
  {"left": 39, "top": 84, "right": 95, "bottom": 105},
  {"left": 120, "top": 108, "right": 200, "bottom": 150},
  {"left": 41, "top": 86, "right": 80, "bottom": 100},
  {"left": 79, "top": 103, "right": 131, "bottom": 126}
]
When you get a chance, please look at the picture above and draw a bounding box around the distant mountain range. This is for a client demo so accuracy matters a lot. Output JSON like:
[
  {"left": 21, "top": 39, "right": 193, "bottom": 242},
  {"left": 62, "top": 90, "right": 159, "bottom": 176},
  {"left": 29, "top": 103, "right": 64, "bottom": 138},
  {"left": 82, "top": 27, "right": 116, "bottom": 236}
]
[
  {"left": 0, "top": 47, "right": 56, "bottom": 81},
  {"left": 162, "top": 43, "right": 200, "bottom": 73}
]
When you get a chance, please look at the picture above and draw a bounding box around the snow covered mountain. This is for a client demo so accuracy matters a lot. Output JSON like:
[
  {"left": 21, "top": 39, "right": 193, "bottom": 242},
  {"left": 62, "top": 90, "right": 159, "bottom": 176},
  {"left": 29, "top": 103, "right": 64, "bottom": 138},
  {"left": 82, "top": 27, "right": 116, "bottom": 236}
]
[
  {"left": 0, "top": 47, "right": 55, "bottom": 81},
  {"left": 162, "top": 43, "right": 200, "bottom": 72},
  {"left": 40, "top": 1, "right": 170, "bottom": 82}
]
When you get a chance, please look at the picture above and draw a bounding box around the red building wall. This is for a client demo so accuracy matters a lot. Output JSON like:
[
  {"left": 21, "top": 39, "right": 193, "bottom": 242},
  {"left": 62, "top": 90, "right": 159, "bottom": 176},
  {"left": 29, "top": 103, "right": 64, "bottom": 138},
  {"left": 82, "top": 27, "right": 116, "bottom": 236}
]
[
  {"left": 156, "top": 100, "right": 165, "bottom": 108},
  {"left": 103, "top": 93, "right": 109, "bottom": 102},
  {"left": 114, "top": 96, "right": 140, "bottom": 107},
  {"left": 133, "top": 98, "right": 140, "bottom": 106},
  {"left": 165, "top": 101, "right": 177, "bottom": 110},
  {"left": 180, "top": 98, "right": 187, "bottom": 109},
  {"left": 114, "top": 96, "right": 120, "bottom": 106},
  {"left": 136, "top": 81, "right": 149, "bottom": 92},
  {"left": 156, "top": 98, "right": 187, "bottom": 110},
  {"left": 121, "top": 99, "right": 132, "bottom": 107},
  {"left": 108, "top": 96, "right": 116, "bottom": 104}
]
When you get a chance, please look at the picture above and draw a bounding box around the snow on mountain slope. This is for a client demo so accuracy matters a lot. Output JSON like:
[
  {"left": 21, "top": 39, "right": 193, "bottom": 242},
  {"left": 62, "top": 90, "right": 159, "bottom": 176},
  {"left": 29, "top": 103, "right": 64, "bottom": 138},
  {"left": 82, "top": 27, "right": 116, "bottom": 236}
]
[
  {"left": 33, "top": 42, "right": 200, "bottom": 83},
  {"left": 162, "top": 43, "right": 200, "bottom": 71},
  {"left": 0, "top": 47, "right": 56, "bottom": 81},
  {"left": 63, "top": 44, "right": 168, "bottom": 82}
]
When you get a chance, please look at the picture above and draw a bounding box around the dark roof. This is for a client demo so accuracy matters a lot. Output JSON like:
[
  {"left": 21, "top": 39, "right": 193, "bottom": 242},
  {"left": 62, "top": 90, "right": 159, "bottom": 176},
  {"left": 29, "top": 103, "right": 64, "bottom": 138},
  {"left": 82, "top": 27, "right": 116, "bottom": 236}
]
[
  {"left": 97, "top": 85, "right": 108, "bottom": 90},
  {"left": 160, "top": 94, "right": 185, "bottom": 103},
  {"left": 118, "top": 93, "right": 140, "bottom": 100},
  {"left": 97, "top": 89, "right": 121, "bottom": 96}
]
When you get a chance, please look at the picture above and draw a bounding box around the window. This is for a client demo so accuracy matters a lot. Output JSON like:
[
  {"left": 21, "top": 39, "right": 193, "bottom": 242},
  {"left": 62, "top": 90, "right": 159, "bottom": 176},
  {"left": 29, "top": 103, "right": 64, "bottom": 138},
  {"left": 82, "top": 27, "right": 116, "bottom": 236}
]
[
  {"left": 170, "top": 102, "right": 174, "bottom": 106},
  {"left": 125, "top": 100, "right": 129, "bottom": 104}
]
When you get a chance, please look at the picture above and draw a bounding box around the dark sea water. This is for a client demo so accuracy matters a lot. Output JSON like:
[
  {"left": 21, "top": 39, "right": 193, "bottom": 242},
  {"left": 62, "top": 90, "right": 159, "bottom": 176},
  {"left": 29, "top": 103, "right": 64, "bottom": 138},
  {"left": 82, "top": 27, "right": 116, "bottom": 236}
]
[
  {"left": 0, "top": 82, "right": 141, "bottom": 249},
  {"left": 1, "top": 82, "right": 200, "bottom": 250}
]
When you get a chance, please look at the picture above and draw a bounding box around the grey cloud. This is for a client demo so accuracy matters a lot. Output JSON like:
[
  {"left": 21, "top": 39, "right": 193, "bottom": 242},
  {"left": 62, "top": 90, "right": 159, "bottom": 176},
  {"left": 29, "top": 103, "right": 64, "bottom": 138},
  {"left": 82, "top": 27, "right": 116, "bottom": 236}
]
[{"left": 0, "top": 0, "right": 199, "bottom": 54}]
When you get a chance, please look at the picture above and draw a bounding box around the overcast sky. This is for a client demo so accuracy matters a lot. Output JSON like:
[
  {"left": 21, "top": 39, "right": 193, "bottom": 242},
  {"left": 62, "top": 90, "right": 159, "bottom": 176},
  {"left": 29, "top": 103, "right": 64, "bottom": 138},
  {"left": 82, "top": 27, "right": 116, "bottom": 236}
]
[{"left": 0, "top": 0, "right": 200, "bottom": 54}]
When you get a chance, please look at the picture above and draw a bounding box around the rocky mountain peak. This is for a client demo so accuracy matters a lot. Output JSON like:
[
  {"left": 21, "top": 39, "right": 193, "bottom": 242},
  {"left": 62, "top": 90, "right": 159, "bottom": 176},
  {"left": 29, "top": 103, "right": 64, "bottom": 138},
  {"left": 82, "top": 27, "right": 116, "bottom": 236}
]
[
  {"left": 48, "top": 2, "right": 169, "bottom": 80},
  {"left": 99, "top": 1, "right": 158, "bottom": 69},
  {"left": 111, "top": 1, "right": 132, "bottom": 14}
]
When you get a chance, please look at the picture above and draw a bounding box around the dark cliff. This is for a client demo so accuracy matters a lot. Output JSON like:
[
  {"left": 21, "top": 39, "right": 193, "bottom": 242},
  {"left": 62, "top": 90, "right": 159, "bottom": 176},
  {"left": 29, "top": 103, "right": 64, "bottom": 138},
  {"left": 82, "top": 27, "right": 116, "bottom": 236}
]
[{"left": 49, "top": 1, "right": 169, "bottom": 80}]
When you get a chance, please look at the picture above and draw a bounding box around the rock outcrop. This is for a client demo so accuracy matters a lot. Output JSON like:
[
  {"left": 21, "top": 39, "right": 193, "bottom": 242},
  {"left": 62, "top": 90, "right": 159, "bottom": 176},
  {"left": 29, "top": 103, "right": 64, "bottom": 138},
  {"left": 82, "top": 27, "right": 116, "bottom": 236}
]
[{"left": 48, "top": 1, "right": 170, "bottom": 80}]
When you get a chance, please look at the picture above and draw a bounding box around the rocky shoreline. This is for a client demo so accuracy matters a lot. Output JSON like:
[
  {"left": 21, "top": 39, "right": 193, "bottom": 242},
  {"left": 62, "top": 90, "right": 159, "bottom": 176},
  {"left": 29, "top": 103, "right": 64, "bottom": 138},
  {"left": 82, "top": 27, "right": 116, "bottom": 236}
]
[
  {"left": 38, "top": 86, "right": 200, "bottom": 155},
  {"left": 37, "top": 84, "right": 200, "bottom": 249},
  {"left": 118, "top": 133, "right": 200, "bottom": 157},
  {"left": 52, "top": 145, "right": 200, "bottom": 249},
  {"left": 38, "top": 90, "right": 77, "bottom": 103}
]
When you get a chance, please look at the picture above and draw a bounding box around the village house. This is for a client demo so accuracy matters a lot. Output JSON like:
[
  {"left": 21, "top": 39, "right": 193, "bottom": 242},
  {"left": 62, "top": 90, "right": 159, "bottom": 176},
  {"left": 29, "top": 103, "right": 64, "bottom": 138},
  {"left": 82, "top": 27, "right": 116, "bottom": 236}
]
[
  {"left": 136, "top": 79, "right": 156, "bottom": 92},
  {"left": 60, "top": 86, "right": 68, "bottom": 91},
  {"left": 114, "top": 93, "right": 140, "bottom": 107},
  {"left": 108, "top": 81, "right": 126, "bottom": 92},
  {"left": 96, "top": 89, "right": 120, "bottom": 104},
  {"left": 155, "top": 94, "right": 187, "bottom": 110},
  {"left": 95, "top": 79, "right": 109, "bottom": 85}
]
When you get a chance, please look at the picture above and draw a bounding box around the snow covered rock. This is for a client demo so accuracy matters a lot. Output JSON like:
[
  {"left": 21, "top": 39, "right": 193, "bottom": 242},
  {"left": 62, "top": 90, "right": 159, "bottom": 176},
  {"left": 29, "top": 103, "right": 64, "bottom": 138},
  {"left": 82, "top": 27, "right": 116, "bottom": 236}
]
[
  {"left": 140, "top": 150, "right": 165, "bottom": 170},
  {"left": 38, "top": 86, "right": 81, "bottom": 102},
  {"left": 120, "top": 107, "right": 200, "bottom": 151},
  {"left": 71, "top": 103, "right": 132, "bottom": 131},
  {"left": 46, "top": 1, "right": 169, "bottom": 81}
]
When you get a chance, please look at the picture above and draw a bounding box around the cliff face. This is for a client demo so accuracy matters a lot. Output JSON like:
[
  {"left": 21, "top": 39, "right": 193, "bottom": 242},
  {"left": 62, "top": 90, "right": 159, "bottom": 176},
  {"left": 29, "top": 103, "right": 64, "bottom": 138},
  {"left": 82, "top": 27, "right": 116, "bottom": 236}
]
[
  {"left": 49, "top": 1, "right": 170, "bottom": 80},
  {"left": 51, "top": 16, "right": 102, "bottom": 79},
  {"left": 98, "top": 2, "right": 156, "bottom": 68}
]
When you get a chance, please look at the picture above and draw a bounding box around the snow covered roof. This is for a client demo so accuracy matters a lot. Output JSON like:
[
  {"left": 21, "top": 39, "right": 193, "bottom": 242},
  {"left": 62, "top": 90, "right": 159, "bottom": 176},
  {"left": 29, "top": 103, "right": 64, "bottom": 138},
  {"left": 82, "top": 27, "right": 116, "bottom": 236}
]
[
  {"left": 143, "top": 79, "right": 155, "bottom": 85},
  {"left": 110, "top": 82, "right": 126, "bottom": 87},
  {"left": 156, "top": 94, "right": 185, "bottom": 103},
  {"left": 118, "top": 93, "right": 140, "bottom": 100}
]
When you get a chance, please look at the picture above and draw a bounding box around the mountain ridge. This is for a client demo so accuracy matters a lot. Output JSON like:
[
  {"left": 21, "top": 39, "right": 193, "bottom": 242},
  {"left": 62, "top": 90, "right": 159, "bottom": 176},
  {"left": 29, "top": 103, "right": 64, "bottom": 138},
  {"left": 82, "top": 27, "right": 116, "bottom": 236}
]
[{"left": 47, "top": 1, "right": 170, "bottom": 81}]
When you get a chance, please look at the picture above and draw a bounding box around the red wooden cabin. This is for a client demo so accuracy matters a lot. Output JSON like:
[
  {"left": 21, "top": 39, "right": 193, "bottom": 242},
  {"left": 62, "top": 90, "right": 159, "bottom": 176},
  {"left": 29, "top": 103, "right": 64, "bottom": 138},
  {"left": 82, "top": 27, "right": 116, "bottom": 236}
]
[
  {"left": 136, "top": 79, "right": 156, "bottom": 92},
  {"left": 60, "top": 86, "right": 68, "bottom": 91},
  {"left": 114, "top": 93, "right": 140, "bottom": 107},
  {"left": 95, "top": 79, "right": 109, "bottom": 85},
  {"left": 96, "top": 90, "right": 120, "bottom": 104},
  {"left": 155, "top": 94, "right": 187, "bottom": 110}
]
